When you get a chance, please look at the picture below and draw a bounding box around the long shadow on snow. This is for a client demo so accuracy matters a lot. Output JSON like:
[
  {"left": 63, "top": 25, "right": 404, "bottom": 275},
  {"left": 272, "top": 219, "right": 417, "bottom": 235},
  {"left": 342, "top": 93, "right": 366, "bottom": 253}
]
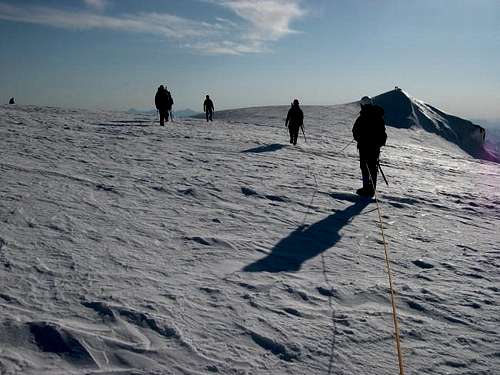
[
  {"left": 243, "top": 199, "right": 370, "bottom": 273},
  {"left": 241, "top": 143, "right": 286, "bottom": 154}
]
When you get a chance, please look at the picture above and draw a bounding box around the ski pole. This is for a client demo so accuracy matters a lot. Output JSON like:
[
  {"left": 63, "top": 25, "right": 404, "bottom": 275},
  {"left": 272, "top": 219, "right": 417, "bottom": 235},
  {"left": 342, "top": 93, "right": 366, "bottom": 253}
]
[
  {"left": 378, "top": 161, "right": 389, "bottom": 186},
  {"left": 301, "top": 125, "right": 307, "bottom": 143},
  {"left": 340, "top": 139, "right": 355, "bottom": 153}
]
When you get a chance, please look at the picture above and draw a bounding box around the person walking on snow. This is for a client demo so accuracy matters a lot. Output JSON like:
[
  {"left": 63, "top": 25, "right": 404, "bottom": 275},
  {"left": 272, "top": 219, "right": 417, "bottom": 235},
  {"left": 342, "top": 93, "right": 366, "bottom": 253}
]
[
  {"left": 352, "top": 96, "right": 387, "bottom": 197},
  {"left": 166, "top": 89, "right": 174, "bottom": 120},
  {"left": 204, "top": 95, "right": 214, "bottom": 122},
  {"left": 285, "top": 99, "right": 304, "bottom": 145},
  {"left": 155, "top": 85, "right": 169, "bottom": 126}
]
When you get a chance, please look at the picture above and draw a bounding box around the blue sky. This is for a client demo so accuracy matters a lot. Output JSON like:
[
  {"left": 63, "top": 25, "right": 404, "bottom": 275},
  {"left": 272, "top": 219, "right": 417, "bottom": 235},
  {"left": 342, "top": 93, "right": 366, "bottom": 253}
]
[{"left": 1, "top": 0, "right": 499, "bottom": 120}]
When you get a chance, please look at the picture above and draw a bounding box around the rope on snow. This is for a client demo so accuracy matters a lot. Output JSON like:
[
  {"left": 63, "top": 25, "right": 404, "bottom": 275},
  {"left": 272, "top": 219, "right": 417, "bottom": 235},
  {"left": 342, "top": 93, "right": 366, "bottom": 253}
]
[{"left": 367, "top": 163, "right": 405, "bottom": 375}]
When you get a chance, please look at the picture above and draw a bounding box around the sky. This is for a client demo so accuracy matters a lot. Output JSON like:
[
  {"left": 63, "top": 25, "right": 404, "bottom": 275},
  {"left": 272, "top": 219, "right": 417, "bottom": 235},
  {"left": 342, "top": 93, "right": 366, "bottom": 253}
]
[{"left": 0, "top": 0, "right": 499, "bottom": 120}]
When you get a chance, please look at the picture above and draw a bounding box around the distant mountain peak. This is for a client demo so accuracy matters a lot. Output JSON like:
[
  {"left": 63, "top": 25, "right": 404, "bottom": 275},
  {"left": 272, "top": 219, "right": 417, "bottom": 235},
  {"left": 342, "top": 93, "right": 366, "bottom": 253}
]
[{"left": 372, "top": 88, "right": 497, "bottom": 162}]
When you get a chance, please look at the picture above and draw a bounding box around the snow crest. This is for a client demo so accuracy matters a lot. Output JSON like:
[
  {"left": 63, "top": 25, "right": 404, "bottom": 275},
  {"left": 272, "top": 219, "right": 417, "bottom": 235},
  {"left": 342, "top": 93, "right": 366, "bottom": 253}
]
[{"left": 373, "top": 89, "right": 497, "bottom": 162}]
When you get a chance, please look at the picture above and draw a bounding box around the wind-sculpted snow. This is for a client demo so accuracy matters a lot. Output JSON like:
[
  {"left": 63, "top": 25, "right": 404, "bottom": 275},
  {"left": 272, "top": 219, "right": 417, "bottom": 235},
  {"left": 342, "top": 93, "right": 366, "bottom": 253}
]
[{"left": 0, "top": 103, "right": 499, "bottom": 374}]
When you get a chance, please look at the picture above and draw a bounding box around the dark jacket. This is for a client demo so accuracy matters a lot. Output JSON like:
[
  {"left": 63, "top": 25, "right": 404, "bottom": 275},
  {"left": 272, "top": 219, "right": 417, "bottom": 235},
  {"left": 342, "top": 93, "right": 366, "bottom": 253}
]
[
  {"left": 155, "top": 89, "right": 169, "bottom": 110},
  {"left": 204, "top": 98, "right": 214, "bottom": 112},
  {"left": 352, "top": 104, "right": 387, "bottom": 149},
  {"left": 286, "top": 105, "right": 304, "bottom": 128}
]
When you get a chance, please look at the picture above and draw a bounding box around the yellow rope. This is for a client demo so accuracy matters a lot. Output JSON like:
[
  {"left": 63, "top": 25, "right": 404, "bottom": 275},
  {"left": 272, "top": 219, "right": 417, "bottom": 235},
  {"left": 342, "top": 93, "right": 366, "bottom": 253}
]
[{"left": 368, "top": 163, "right": 405, "bottom": 375}]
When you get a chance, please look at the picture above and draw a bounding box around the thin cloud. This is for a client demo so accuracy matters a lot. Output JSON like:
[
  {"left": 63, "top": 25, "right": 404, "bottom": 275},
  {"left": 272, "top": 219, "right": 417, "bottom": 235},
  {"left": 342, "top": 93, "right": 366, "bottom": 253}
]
[
  {"left": 83, "top": 0, "right": 108, "bottom": 12},
  {"left": 200, "top": 0, "right": 306, "bottom": 53},
  {"left": 0, "top": 3, "right": 218, "bottom": 39},
  {"left": 211, "top": 0, "right": 305, "bottom": 41},
  {"left": 190, "top": 39, "right": 268, "bottom": 55},
  {"left": 0, "top": 1, "right": 306, "bottom": 55}
]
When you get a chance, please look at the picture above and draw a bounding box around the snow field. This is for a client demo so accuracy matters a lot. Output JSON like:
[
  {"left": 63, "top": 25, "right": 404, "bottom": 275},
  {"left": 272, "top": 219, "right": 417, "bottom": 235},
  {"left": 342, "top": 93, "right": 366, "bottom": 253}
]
[{"left": 0, "top": 103, "right": 499, "bottom": 374}]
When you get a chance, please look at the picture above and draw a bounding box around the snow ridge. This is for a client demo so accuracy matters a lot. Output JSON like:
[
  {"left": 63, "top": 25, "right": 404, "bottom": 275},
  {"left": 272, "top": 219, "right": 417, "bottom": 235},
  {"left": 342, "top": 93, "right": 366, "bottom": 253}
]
[{"left": 372, "top": 89, "right": 497, "bottom": 162}]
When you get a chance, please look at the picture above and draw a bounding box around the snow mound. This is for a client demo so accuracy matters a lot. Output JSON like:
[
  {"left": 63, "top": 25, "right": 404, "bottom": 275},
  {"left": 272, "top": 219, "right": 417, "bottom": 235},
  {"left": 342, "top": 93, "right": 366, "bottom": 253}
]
[{"left": 372, "top": 89, "right": 497, "bottom": 162}]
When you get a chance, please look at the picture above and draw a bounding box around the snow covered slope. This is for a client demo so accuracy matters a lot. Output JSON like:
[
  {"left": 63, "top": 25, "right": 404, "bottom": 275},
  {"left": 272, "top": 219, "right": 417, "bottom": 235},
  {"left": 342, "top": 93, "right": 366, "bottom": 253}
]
[
  {"left": 372, "top": 89, "right": 497, "bottom": 162},
  {"left": 0, "top": 103, "right": 499, "bottom": 375}
]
